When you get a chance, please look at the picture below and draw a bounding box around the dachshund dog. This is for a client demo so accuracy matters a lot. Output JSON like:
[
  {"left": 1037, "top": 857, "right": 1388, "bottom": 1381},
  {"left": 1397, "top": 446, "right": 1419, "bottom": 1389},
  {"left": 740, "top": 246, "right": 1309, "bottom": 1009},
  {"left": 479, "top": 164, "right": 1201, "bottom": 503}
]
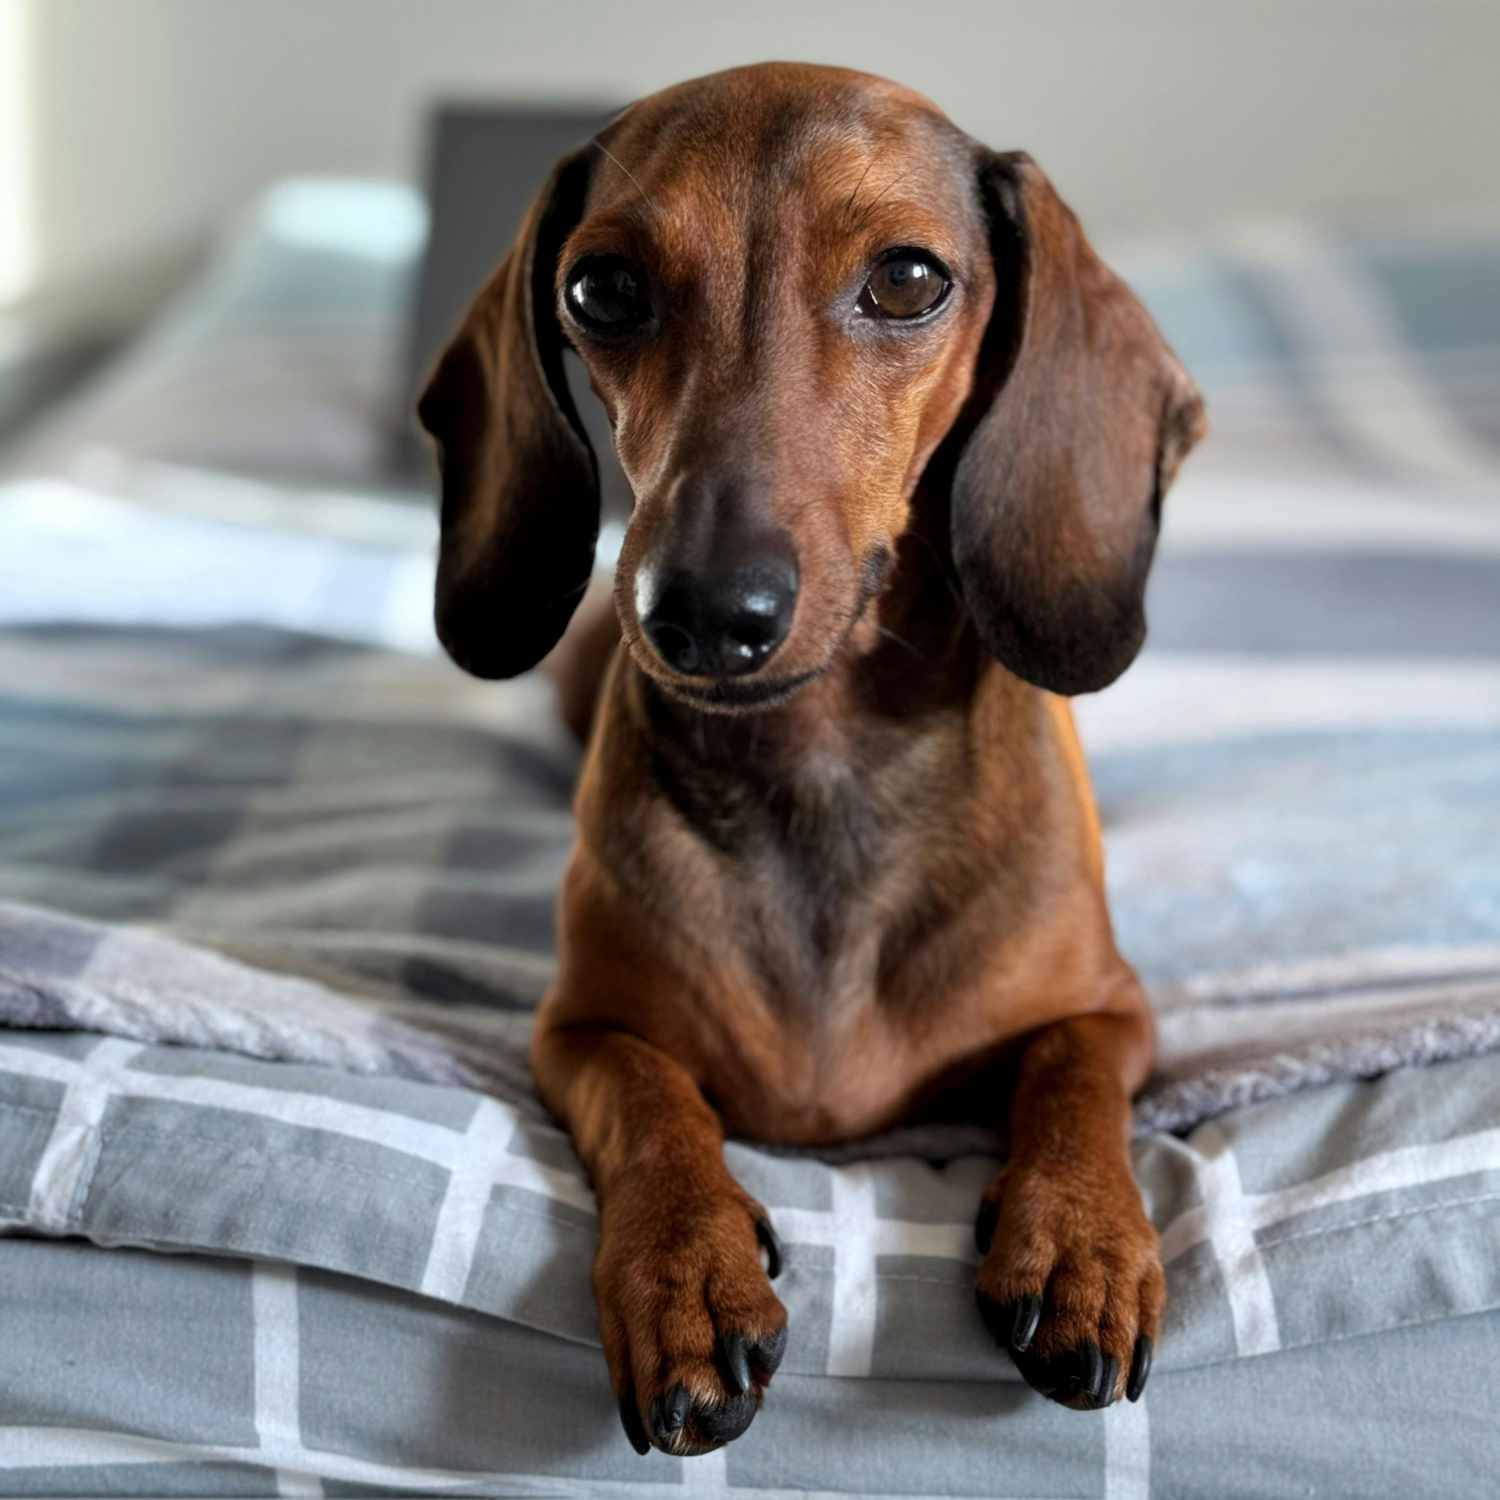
[{"left": 418, "top": 62, "right": 1205, "bottom": 1456}]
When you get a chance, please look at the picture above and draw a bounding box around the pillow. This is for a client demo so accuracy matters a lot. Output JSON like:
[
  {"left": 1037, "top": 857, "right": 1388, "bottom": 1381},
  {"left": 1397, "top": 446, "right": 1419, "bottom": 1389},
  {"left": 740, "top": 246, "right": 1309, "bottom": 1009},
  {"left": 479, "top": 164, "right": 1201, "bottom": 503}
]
[{"left": 4, "top": 178, "right": 428, "bottom": 489}]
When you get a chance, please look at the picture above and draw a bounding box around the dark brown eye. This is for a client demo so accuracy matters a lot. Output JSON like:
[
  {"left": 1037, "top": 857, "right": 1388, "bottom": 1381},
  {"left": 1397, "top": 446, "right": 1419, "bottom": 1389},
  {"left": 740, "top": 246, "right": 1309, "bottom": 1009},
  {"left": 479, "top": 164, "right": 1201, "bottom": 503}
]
[
  {"left": 565, "top": 255, "right": 652, "bottom": 331},
  {"left": 858, "top": 253, "right": 950, "bottom": 319}
]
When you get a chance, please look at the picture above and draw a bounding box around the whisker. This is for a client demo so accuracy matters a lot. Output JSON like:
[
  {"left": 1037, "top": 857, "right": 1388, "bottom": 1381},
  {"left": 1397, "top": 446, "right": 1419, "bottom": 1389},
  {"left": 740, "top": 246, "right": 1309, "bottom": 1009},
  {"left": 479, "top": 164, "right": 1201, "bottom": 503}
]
[
  {"left": 908, "top": 530, "right": 967, "bottom": 611},
  {"left": 844, "top": 157, "right": 879, "bottom": 219},
  {"left": 592, "top": 139, "right": 659, "bottom": 215},
  {"left": 851, "top": 169, "right": 911, "bottom": 232},
  {"left": 873, "top": 622, "right": 924, "bottom": 659},
  {"left": 544, "top": 578, "right": 593, "bottom": 611}
]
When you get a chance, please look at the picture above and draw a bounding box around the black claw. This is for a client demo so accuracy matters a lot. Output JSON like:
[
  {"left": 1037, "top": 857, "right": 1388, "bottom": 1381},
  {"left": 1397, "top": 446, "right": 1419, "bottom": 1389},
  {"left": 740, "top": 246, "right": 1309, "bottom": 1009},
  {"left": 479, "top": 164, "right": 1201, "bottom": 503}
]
[
  {"left": 1010, "top": 1294, "right": 1042, "bottom": 1353},
  {"left": 1012, "top": 1340, "right": 1121, "bottom": 1410},
  {"left": 650, "top": 1382, "right": 689, "bottom": 1442},
  {"left": 1075, "top": 1341, "right": 1103, "bottom": 1404},
  {"left": 697, "top": 1389, "right": 758, "bottom": 1445},
  {"left": 974, "top": 1198, "right": 999, "bottom": 1255},
  {"left": 618, "top": 1387, "right": 651, "bottom": 1455},
  {"left": 752, "top": 1323, "right": 788, "bottom": 1380},
  {"left": 978, "top": 1290, "right": 1044, "bottom": 1360},
  {"left": 720, "top": 1331, "right": 753, "bottom": 1395},
  {"left": 1011, "top": 1347, "right": 1062, "bottom": 1398},
  {"left": 755, "top": 1216, "right": 783, "bottom": 1280},
  {"left": 1127, "top": 1335, "right": 1153, "bottom": 1402},
  {"left": 1085, "top": 1353, "right": 1118, "bottom": 1409}
]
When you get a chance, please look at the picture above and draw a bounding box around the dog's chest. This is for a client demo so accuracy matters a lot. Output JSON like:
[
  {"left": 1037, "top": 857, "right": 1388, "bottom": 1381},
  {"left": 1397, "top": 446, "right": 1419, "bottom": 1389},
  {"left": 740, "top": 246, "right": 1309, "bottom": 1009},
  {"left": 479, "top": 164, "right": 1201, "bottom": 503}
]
[{"left": 663, "top": 717, "right": 967, "bottom": 1011}]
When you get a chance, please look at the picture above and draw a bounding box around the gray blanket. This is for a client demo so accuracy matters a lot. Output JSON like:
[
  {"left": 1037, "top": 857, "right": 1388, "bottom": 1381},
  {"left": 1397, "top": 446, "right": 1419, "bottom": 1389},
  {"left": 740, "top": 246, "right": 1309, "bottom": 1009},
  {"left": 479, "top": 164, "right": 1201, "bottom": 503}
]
[
  {"left": 4, "top": 192, "right": 1500, "bottom": 1495},
  {"left": 6, "top": 887, "right": 1500, "bottom": 1151},
  {"left": 5, "top": 523, "right": 1500, "bottom": 1144},
  {"left": 1, "top": 1023, "right": 1497, "bottom": 1498}
]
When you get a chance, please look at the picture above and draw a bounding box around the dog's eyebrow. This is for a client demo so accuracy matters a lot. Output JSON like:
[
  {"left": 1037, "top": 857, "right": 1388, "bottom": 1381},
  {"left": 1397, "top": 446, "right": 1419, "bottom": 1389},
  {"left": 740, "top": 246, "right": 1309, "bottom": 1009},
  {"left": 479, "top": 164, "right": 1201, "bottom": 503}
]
[{"left": 591, "top": 139, "right": 660, "bottom": 216}]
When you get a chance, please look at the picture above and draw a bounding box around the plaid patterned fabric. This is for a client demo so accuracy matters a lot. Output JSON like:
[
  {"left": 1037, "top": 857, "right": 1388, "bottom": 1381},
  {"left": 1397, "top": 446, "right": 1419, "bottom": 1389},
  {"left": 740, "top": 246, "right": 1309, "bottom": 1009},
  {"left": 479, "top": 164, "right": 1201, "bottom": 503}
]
[
  {"left": 3, "top": 179, "right": 428, "bottom": 490},
  {"left": 4, "top": 616, "right": 1500, "bottom": 1135},
  {"left": 2, "top": 1029, "right": 1499, "bottom": 1495},
  {"left": 1, "top": 601, "right": 1498, "bottom": 1492},
  {"left": 3, "top": 194, "right": 1500, "bottom": 1494},
  {"left": 1118, "top": 216, "right": 1500, "bottom": 495}
]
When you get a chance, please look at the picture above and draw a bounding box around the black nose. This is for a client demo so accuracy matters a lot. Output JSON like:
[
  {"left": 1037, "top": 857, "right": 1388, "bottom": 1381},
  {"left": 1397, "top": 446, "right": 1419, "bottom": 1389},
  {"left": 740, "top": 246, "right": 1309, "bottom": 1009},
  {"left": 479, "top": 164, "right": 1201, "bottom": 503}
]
[{"left": 642, "top": 555, "right": 798, "bottom": 678}]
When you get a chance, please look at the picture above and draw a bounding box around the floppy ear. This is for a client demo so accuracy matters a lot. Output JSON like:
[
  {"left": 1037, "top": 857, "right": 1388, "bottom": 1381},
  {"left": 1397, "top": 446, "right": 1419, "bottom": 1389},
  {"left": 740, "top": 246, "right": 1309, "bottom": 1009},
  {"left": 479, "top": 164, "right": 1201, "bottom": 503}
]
[
  {"left": 951, "top": 151, "right": 1206, "bottom": 696},
  {"left": 418, "top": 145, "right": 599, "bottom": 679}
]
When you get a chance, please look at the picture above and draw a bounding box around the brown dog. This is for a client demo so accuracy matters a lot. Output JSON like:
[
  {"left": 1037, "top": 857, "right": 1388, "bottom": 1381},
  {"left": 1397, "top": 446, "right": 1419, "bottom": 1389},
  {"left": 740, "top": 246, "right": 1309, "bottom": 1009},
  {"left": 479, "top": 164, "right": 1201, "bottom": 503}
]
[{"left": 418, "top": 62, "right": 1205, "bottom": 1456}]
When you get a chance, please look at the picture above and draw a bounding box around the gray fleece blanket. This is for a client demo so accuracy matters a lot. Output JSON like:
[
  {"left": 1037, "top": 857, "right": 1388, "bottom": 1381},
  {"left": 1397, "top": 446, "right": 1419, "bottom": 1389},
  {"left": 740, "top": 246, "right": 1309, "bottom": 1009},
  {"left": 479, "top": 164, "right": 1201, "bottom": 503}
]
[
  {"left": 6, "top": 891, "right": 1500, "bottom": 1151},
  {"left": 2, "top": 594, "right": 1499, "bottom": 1150}
]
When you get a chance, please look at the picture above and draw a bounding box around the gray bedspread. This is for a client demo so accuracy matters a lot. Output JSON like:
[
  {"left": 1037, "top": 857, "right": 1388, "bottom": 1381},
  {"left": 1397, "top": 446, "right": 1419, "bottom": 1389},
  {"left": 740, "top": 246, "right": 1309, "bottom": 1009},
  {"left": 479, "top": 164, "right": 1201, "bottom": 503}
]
[
  {"left": 2, "top": 190, "right": 1499, "bottom": 1495},
  {"left": 1, "top": 589, "right": 1498, "bottom": 1494},
  {"left": 2, "top": 1040, "right": 1498, "bottom": 1498}
]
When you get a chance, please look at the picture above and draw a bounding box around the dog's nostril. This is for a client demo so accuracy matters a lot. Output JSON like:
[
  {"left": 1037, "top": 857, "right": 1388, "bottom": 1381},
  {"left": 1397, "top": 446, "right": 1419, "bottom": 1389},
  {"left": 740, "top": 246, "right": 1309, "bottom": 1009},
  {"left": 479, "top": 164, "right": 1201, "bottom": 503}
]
[
  {"left": 644, "top": 619, "right": 700, "bottom": 675},
  {"left": 716, "top": 566, "right": 796, "bottom": 675},
  {"left": 726, "top": 600, "right": 781, "bottom": 651},
  {"left": 642, "top": 572, "right": 707, "bottom": 676}
]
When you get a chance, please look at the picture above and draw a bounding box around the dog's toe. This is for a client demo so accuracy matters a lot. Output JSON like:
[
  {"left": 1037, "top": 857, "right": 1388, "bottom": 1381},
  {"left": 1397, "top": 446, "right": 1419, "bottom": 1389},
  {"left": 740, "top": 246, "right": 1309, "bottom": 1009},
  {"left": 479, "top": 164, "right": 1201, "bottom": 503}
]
[
  {"left": 751, "top": 1322, "right": 788, "bottom": 1377},
  {"left": 697, "top": 1390, "right": 760, "bottom": 1445},
  {"left": 974, "top": 1161, "right": 1164, "bottom": 1410},
  {"left": 1006, "top": 1338, "right": 1118, "bottom": 1407},
  {"left": 649, "top": 1383, "right": 691, "bottom": 1444},
  {"left": 719, "top": 1330, "right": 753, "bottom": 1394},
  {"left": 978, "top": 1291, "right": 1043, "bottom": 1353},
  {"left": 597, "top": 1185, "right": 788, "bottom": 1455}
]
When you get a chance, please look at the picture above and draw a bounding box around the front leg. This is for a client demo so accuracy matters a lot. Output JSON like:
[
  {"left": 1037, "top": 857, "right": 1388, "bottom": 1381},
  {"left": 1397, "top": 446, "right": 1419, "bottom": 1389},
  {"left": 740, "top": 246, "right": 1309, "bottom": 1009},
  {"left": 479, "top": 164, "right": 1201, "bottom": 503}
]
[
  {"left": 974, "top": 1007, "right": 1163, "bottom": 1408},
  {"left": 531, "top": 1022, "right": 788, "bottom": 1455}
]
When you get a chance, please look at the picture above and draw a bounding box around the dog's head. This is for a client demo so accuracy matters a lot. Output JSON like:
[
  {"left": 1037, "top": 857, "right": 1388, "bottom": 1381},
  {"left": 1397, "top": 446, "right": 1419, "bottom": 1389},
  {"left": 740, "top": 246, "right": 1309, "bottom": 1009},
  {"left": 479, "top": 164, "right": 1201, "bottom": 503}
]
[{"left": 419, "top": 63, "right": 1205, "bottom": 705}]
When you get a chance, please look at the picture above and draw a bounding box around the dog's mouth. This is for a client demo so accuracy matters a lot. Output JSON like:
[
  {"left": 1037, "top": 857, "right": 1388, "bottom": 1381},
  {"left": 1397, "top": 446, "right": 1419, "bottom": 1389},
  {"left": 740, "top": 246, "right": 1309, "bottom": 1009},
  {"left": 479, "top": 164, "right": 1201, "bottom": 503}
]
[
  {"left": 646, "top": 604, "right": 874, "bottom": 714},
  {"left": 662, "top": 665, "right": 825, "bottom": 713}
]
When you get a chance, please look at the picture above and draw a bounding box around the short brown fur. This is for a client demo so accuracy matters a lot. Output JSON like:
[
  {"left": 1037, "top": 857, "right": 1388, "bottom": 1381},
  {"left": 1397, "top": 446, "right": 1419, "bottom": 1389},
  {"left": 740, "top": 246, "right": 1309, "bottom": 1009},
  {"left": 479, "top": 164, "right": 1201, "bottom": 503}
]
[{"left": 420, "top": 62, "right": 1205, "bottom": 1453}]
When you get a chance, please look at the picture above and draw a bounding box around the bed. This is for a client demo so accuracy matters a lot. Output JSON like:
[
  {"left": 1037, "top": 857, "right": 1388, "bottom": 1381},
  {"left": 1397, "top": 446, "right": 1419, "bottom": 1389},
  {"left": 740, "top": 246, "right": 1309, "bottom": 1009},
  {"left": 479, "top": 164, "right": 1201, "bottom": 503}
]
[{"left": 1, "top": 176, "right": 1498, "bottom": 1497}]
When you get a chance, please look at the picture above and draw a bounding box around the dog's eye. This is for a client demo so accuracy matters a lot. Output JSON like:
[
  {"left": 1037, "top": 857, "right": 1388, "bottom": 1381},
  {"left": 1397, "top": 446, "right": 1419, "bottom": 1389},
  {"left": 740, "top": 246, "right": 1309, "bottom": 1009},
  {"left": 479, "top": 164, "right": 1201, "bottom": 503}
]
[
  {"left": 858, "top": 253, "right": 950, "bottom": 319},
  {"left": 565, "top": 256, "right": 652, "bottom": 332}
]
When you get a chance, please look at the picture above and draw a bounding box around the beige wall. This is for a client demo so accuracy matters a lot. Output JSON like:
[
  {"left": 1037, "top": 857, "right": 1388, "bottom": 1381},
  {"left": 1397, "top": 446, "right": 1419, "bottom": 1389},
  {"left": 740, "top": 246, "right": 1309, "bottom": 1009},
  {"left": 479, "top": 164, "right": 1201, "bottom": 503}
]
[{"left": 7, "top": 0, "right": 1500, "bottom": 305}]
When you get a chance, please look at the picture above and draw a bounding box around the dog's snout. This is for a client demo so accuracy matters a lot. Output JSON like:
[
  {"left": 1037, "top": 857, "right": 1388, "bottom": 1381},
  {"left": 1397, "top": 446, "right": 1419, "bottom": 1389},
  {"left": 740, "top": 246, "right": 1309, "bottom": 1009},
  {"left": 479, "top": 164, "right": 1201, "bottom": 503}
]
[{"left": 641, "top": 551, "right": 798, "bottom": 678}]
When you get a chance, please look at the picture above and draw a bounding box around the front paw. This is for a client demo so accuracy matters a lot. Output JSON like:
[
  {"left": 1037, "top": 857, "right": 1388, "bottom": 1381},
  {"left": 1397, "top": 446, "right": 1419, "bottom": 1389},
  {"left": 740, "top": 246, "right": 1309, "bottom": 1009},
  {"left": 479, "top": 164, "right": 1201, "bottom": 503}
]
[
  {"left": 596, "top": 1176, "right": 787, "bottom": 1455},
  {"left": 973, "top": 1158, "right": 1163, "bottom": 1409}
]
